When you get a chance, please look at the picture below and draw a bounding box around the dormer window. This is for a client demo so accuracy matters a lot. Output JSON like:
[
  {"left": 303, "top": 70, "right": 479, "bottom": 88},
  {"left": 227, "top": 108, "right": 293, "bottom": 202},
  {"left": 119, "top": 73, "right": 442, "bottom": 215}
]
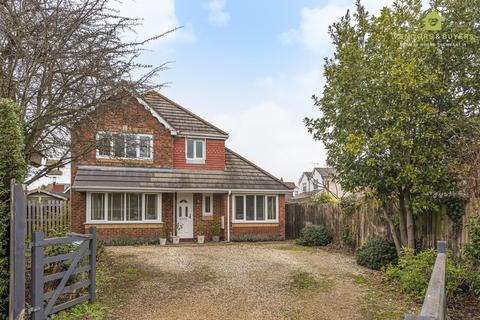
[
  {"left": 96, "top": 131, "right": 153, "bottom": 160},
  {"left": 186, "top": 138, "right": 205, "bottom": 163}
]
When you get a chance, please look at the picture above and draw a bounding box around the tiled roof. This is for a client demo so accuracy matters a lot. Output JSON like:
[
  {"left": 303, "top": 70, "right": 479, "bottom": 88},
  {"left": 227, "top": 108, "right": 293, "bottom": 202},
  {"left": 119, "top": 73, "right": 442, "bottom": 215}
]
[
  {"left": 73, "top": 148, "right": 292, "bottom": 192},
  {"left": 142, "top": 91, "right": 228, "bottom": 138},
  {"left": 314, "top": 167, "right": 336, "bottom": 177}
]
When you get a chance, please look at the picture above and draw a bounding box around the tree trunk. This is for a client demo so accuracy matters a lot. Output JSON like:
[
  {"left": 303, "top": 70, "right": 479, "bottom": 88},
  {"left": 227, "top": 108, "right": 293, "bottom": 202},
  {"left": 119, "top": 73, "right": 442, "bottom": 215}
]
[
  {"left": 398, "top": 190, "right": 408, "bottom": 247},
  {"left": 404, "top": 189, "right": 415, "bottom": 249},
  {"left": 382, "top": 203, "right": 401, "bottom": 255}
]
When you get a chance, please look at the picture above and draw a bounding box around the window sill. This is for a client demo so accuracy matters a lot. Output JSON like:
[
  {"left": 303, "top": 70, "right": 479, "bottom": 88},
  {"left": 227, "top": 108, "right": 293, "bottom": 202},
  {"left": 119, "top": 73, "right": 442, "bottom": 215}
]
[
  {"left": 202, "top": 215, "right": 214, "bottom": 220},
  {"left": 186, "top": 159, "right": 205, "bottom": 164},
  {"left": 232, "top": 222, "right": 279, "bottom": 227}
]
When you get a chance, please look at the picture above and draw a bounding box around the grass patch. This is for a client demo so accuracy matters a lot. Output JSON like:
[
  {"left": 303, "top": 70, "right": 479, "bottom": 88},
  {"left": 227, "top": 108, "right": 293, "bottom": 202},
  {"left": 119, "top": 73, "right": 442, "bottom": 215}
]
[
  {"left": 352, "top": 273, "right": 419, "bottom": 320},
  {"left": 289, "top": 270, "right": 334, "bottom": 293},
  {"left": 51, "top": 253, "right": 152, "bottom": 319},
  {"left": 275, "top": 244, "right": 319, "bottom": 253}
]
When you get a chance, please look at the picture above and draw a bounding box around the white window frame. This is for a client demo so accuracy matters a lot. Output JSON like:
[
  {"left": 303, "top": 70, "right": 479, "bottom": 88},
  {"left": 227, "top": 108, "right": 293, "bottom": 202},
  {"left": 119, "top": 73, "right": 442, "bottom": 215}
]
[
  {"left": 203, "top": 193, "right": 213, "bottom": 216},
  {"left": 96, "top": 131, "right": 154, "bottom": 160},
  {"left": 232, "top": 194, "right": 279, "bottom": 223},
  {"left": 86, "top": 192, "right": 162, "bottom": 224},
  {"left": 185, "top": 138, "right": 206, "bottom": 164}
]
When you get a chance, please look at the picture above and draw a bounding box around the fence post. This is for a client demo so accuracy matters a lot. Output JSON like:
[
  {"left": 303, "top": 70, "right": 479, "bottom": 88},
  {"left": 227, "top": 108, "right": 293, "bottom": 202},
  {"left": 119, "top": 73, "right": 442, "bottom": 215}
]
[
  {"left": 89, "top": 227, "right": 97, "bottom": 303},
  {"left": 31, "top": 230, "right": 45, "bottom": 320},
  {"left": 9, "top": 181, "right": 26, "bottom": 320}
]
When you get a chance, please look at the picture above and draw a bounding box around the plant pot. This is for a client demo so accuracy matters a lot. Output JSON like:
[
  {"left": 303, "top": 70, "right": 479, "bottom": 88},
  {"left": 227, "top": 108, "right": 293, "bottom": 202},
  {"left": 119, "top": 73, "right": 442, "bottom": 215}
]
[
  {"left": 197, "top": 235, "right": 205, "bottom": 244},
  {"left": 159, "top": 238, "right": 167, "bottom": 246},
  {"left": 212, "top": 235, "right": 220, "bottom": 242},
  {"left": 172, "top": 236, "right": 180, "bottom": 244}
]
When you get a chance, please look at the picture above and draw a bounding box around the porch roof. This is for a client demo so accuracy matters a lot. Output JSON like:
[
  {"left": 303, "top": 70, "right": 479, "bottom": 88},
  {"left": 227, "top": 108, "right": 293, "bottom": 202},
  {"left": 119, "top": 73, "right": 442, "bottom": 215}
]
[{"left": 72, "top": 148, "right": 293, "bottom": 192}]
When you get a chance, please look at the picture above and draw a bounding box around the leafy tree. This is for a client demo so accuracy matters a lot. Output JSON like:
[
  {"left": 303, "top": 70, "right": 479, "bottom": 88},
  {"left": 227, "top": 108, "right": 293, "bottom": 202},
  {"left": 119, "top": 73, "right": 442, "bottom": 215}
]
[
  {"left": 305, "top": 0, "right": 478, "bottom": 251},
  {"left": 0, "top": 99, "right": 27, "bottom": 319},
  {"left": 0, "top": 0, "right": 174, "bottom": 183}
]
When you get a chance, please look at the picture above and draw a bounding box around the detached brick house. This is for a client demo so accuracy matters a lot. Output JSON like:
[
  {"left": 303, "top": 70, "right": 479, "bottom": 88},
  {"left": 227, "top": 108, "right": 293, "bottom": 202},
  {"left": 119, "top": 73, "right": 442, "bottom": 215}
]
[{"left": 70, "top": 91, "right": 292, "bottom": 241}]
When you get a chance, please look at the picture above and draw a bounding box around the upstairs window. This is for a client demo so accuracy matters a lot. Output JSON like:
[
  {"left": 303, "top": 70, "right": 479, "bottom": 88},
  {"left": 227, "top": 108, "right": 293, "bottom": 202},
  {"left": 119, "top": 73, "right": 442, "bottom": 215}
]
[
  {"left": 96, "top": 132, "right": 153, "bottom": 160},
  {"left": 186, "top": 138, "right": 205, "bottom": 163}
]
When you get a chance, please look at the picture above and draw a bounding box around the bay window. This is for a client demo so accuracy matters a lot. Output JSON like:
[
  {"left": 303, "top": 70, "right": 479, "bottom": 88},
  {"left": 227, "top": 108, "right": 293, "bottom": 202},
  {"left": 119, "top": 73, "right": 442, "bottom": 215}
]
[
  {"left": 96, "top": 131, "right": 153, "bottom": 160},
  {"left": 88, "top": 192, "right": 161, "bottom": 223},
  {"left": 233, "top": 195, "right": 278, "bottom": 223}
]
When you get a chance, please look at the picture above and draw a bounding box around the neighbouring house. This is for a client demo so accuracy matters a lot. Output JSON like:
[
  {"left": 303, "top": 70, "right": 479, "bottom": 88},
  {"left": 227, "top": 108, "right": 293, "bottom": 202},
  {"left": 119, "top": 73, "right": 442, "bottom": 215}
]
[
  {"left": 291, "top": 167, "right": 345, "bottom": 202},
  {"left": 28, "top": 183, "right": 71, "bottom": 202},
  {"left": 70, "top": 91, "right": 293, "bottom": 242}
]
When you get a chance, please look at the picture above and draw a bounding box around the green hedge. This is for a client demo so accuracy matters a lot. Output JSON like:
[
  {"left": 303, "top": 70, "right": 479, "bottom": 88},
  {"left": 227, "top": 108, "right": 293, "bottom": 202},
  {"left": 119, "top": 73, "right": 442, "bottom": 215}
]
[{"left": 0, "top": 98, "right": 27, "bottom": 319}]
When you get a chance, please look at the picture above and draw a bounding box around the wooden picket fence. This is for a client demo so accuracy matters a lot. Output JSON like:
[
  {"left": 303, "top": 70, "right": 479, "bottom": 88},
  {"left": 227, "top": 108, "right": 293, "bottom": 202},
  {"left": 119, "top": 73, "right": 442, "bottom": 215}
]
[{"left": 26, "top": 200, "right": 71, "bottom": 239}]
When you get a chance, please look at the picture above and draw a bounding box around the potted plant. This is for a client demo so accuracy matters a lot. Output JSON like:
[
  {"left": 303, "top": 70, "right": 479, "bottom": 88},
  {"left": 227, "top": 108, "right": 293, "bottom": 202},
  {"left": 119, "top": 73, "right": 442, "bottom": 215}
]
[
  {"left": 172, "top": 223, "right": 182, "bottom": 244},
  {"left": 197, "top": 221, "right": 205, "bottom": 244},
  {"left": 159, "top": 228, "right": 167, "bottom": 246},
  {"left": 210, "top": 219, "right": 221, "bottom": 242}
]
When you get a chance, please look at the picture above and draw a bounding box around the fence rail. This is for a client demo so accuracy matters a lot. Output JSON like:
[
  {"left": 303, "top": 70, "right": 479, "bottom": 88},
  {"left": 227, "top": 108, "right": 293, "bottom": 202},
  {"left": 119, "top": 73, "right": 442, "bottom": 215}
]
[
  {"left": 285, "top": 200, "right": 478, "bottom": 257},
  {"left": 26, "top": 200, "right": 70, "bottom": 238},
  {"left": 405, "top": 241, "right": 447, "bottom": 320}
]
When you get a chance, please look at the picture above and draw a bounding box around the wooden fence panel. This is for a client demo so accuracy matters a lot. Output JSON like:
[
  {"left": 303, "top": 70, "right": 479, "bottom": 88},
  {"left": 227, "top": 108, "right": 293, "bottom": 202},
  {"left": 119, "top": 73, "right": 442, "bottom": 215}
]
[
  {"left": 285, "top": 199, "right": 478, "bottom": 256},
  {"left": 26, "top": 200, "right": 70, "bottom": 238}
]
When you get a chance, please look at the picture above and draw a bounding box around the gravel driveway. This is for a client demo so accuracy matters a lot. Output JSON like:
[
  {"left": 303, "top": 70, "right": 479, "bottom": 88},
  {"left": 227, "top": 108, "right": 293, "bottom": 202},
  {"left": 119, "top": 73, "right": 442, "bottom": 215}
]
[{"left": 100, "top": 242, "right": 408, "bottom": 320}]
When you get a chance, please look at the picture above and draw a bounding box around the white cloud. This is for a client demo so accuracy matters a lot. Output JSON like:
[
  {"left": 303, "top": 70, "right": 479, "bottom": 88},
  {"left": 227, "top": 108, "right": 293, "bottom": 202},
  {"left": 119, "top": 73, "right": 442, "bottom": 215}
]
[
  {"left": 112, "top": 0, "right": 195, "bottom": 46},
  {"left": 279, "top": 0, "right": 408, "bottom": 53},
  {"left": 212, "top": 101, "right": 325, "bottom": 183},
  {"left": 206, "top": 0, "right": 230, "bottom": 27}
]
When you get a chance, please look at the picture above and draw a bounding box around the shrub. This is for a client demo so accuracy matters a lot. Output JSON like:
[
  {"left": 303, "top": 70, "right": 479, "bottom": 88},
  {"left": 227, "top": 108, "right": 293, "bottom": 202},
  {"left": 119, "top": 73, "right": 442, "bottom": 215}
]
[
  {"left": 312, "top": 192, "right": 338, "bottom": 204},
  {"left": 0, "top": 98, "right": 27, "bottom": 318},
  {"left": 385, "top": 248, "right": 467, "bottom": 301},
  {"left": 296, "top": 225, "right": 332, "bottom": 247},
  {"left": 465, "top": 214, "right": 480, "bottom": 267},
  {"left": 356, "top": 237, "right": 397, "bottom": 270},
  {"left": 209, "top": 218, "right": 221, "bottom": 237}
]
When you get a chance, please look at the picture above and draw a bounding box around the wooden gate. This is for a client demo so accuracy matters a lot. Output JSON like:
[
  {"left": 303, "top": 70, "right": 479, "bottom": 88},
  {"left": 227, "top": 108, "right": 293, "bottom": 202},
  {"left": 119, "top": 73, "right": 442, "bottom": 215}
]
[{"left": 30, "top": 227, "right": 96, "bottom": 320}]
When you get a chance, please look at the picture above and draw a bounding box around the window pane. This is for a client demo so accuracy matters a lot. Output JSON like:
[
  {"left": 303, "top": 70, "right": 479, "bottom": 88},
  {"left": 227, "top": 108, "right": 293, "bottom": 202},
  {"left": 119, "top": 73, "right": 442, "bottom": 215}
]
[
  {"left": 235, "top": 196, "right": 244, "bottom": 220},
  {"left": 267, "top": 196, "right": 276, "bottom": 220},
  {"left": 91, "top": 193, "right": 104, "bottom": 220},
  {"left": 145, "top": 194, "right": 157, "bottom": 220},
  {"left": 126, "top": 135, "right": 137, "bottom": 158},
  {"left": 195, "top": 140, "right": 203, "bottom": 158},
  {"left": 139, "top": 136, "right": 151, "bottom": 158},
  {"left": 186, "top": 139, "right": 194, "bottom": 158},
  {"left": 108, "top": 193, "right": 124, "bottom": 221},
  {"left": 126, "top": 193, "right": 142, "bottom": 221},
  {"left": 204, "top": 195, "right": 211, "bottom": 213},
  {"left": 113, "top": 134, "right": 125, "bottom": 157},
  {"left": 256, "top": 196, "right": 265, "bottom": 220},
  {"left": 246, "top": 195, "right": 255, "bottom": 220},
  {"left": 97, "top": 132, "right": 111, "bottom": 156}
]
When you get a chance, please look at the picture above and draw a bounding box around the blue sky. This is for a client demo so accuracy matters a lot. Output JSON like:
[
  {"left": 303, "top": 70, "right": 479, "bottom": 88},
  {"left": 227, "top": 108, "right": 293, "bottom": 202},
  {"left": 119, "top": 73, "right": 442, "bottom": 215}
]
[{"left": 33, "top": 0, "right": 431, "bottom": 188}]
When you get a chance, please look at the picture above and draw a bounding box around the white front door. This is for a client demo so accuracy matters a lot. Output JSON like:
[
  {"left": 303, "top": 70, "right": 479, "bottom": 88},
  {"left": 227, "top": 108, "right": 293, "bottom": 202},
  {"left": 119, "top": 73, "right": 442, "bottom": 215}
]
[{"left": 177, "top": 193, "right": 193, "bottom": 238}]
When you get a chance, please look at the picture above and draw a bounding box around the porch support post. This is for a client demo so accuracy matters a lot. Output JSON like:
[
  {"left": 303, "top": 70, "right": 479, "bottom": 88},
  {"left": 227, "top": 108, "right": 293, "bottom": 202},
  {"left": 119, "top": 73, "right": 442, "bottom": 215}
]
[{"left": 227, "top": 190, "right": 231, "bottom": 242}]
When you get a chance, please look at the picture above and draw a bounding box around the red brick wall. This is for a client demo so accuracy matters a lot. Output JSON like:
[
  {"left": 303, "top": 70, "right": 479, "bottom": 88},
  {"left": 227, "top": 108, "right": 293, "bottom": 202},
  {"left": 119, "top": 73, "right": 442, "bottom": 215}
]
[
  {"left": 70, "top": 96, "right": 174, "bottom": 170},
  {"left": 173, "top": 137, "right": 225, "bottom": 170},
  {"left": 192, "top": 193, "right": 225, "bottom": 241}
]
